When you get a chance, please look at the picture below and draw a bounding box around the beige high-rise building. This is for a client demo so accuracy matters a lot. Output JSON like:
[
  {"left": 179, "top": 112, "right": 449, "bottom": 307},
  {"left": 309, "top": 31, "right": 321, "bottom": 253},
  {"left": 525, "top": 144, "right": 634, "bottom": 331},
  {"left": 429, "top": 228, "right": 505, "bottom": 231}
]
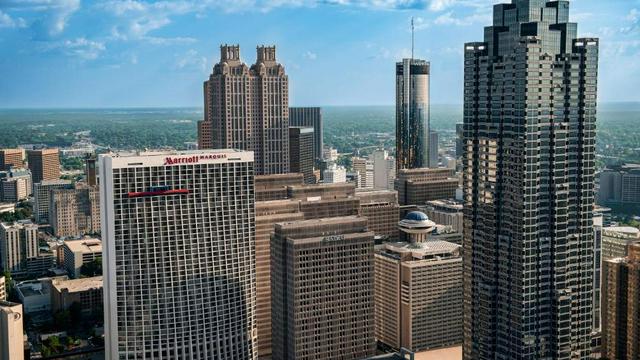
[
  {"left": 395, "top": 168, "right": 458, "bottom": 206},
  {"left": 62, "top": 238, "right": 102, "bottom": 279},
  {"left": 0, "top": 149, "right": 24, "bottom": 171},
  {"left": 26, "top": 148, "right": 60, "bottom": 184},
  {"left": 602, "top": 241, "right": 640, "bottom": 360},
  {"left": 271, "top": 216, "right": 376, "bottom": 360},
  {"left": 373, "top": 149, "right": 396, "bottom": 190},
  {"left": 200, "top": 45, "right": 289, "bottom": 175},
  {"left": 49, "top": 184, "right": 100, "bottom": 238},
  {"left": 255, "top": 200, "right": 304, "bottom": 359},
  {"left": 353, "top": 157, "right": 373, "bottom": 189},
  {"left": 0, "top": 300, "right": 24, "bottom": 360},
  {"left": 33, "top": 179, "right": 72, "bottom": 224},
  {"left": 375, "top": 240, "right": 463, "bottom": 352},
  {"left": 0, "top": 221, "right": 38, "bottom": 276}
]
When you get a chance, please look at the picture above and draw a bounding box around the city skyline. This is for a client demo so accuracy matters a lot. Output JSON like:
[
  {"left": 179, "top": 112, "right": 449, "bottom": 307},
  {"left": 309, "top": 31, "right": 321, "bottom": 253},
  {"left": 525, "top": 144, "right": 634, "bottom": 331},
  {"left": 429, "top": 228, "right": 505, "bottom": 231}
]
[{"left": 0, "top": 0, "right": 637, "bottom": 108}]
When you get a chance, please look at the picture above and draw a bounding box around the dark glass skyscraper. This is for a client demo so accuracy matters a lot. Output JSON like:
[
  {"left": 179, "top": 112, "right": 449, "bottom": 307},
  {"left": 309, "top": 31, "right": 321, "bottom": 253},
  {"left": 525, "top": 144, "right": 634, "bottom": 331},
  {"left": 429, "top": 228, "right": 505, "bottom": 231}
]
[
  {"left": 396, "top": 58, "right": 430, "bottom": 171},
  {"left": 462, "top": 1, "right": 598, "bottom": 359}
]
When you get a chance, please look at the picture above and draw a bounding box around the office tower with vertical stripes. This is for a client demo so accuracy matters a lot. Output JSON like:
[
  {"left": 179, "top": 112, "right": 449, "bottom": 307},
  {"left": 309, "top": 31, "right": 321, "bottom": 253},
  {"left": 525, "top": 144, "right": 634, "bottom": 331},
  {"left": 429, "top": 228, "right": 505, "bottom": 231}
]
[
  {"left": 100, "top": 150, "right": 257, "bottom": 359},
  {"left": 396, "top": 58, "right": 430, "bottom": 171},
  {"left": 199, "top": 45, "right": 289, "bottom": 176},
  {"left": 463, "top": 1, "right": 598, "bottom": 359}
]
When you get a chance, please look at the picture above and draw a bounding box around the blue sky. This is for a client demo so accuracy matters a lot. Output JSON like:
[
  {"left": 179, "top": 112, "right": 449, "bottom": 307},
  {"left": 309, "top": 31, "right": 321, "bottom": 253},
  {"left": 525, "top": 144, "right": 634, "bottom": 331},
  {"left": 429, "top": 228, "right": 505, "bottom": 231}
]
[{"left": 0, "top": 0, "right": 638, "bottom": 108}]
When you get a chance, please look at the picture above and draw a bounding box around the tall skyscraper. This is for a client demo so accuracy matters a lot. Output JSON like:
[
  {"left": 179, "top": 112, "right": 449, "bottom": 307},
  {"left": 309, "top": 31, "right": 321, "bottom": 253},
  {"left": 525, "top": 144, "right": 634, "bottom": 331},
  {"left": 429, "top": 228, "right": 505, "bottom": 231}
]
[
  {"left": 396, "top": 58, "right": 430, "bottom": 171},
  {"left": 100, "top": 150, "right": 257, "bottom": 359},
  {"left": 271, "top": 216, "right": 375, "bottom": 360},
  {"left": 289, "top": 107, "right": 323, "bottom": 162},
  {"left": 26, "top": 148, "right": 60, "bottom": 184},
  {"left": 199, "top": 45, "right": 289, "bottom": 175},
  {"left": 602, "top": 241, "right": 640, "bottom": 360},
  {"left": 0, "top": 149, "right": 24, "bottom": 171},
  {"left": 429, "top": 130, "right": 439, "bottom": 168},
  {"left": 463, "top": 1, "right": 598, "bottom": 359},
  {"left": 288, "top": 126, "right": 315, "bottom": 184}
]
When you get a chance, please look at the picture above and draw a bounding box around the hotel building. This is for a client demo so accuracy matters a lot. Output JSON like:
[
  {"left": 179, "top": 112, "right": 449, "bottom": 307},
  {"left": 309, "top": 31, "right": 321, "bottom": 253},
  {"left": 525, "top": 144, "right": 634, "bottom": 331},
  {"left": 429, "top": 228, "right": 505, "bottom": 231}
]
[{"left": 100, "top": 150, "right": 257, "bottom": 359}]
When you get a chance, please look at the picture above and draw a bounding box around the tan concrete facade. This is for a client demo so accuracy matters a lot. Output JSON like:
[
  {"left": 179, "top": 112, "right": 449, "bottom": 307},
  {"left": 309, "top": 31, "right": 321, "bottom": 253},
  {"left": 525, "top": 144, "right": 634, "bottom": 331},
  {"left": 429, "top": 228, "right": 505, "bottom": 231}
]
[
  {"left": 26, "top": 148, "right": 60, "bottom": 184},
  {"left": 200, "top": 45, "right": 289, "bottom": 175},
  {"left": 255, "top": 200, "right": 304, "bottom": 359},
  {"left": 602, "top": 242, "right": 640, "bottom": 360},
  {"left": 271, "top": 216, "right": 376, "bottom": 360},
  {"left": 356, "top": 189, "right": 401, "bottom": 241},
  {"left": 0, "top": 300, "right": 24, "bottom": 360},
  {"left": 0, "top": 149, "right": 24, "bottom": 171},
  {"left": 49, "top": 184, "right": 100, "bottom": 238},
  {"left": 375, "top": 241, "right": 463, "bottom": 352},
  {"left": 51, "top": 276, "right": 103, "bottom": 316},
  {"left": 395, "top": 168, "right": 457, "bottom": 206}
]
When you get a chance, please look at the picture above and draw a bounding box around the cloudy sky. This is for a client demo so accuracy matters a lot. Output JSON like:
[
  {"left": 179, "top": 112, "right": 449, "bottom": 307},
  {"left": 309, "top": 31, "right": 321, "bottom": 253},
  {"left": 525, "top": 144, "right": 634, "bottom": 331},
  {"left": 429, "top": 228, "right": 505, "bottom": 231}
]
[{"left": 0, "top": 0, "right": 638, "bottom": 107}]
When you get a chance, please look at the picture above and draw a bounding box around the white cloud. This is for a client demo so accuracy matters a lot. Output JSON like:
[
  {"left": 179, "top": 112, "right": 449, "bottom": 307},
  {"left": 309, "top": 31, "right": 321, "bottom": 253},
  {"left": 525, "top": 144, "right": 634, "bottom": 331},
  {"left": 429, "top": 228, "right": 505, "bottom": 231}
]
[
  {"left": 1, "top": 0, "right": 80, "bottom": 37},
  {"left": 302, "top": 50, "right": 317, "bottom": 60},
  {"left": 175, "top": 49, "right": 208, "bottom": 71},
  {"left": 59, "top": 37, "right": 106, "bottom": 60},
  {"left": 0, "top": 10, "right": 26, "bottom": 28},
  {"left": 429, "top": 0, "right": 455, "bottom": 11},
  {"left": 434, "top": 10, "right": 490, "bottom": 26}
]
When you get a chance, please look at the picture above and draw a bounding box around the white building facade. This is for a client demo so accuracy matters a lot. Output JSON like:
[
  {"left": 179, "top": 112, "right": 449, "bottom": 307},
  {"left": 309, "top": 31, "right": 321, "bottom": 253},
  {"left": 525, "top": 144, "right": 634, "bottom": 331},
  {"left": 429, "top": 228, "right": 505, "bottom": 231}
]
[{"left": 100, "top": 150, "right": 257, "bottom": 360}]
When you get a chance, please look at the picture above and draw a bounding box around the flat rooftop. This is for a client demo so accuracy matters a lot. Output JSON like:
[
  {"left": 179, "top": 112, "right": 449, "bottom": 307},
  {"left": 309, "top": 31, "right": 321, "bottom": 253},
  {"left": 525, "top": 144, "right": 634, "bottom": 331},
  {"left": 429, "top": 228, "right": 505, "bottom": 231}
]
[
  {"left": 53, "top": 276, "right": 103, "bottom": 293},
  {"left": 64, "top": 238, "right": 102, "bottom": 254},
  {"left": 381, "top": 240, "right": 461, "bottom": 259},
  {"left": 370, "top": 346, "right": 462, "bottom": 360}
]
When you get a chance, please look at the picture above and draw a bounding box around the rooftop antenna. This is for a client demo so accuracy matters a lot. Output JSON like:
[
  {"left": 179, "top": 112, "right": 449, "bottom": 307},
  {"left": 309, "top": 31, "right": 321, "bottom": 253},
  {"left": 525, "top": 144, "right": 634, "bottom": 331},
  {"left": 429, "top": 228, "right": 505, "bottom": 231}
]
[{"left": 411, "top": 16, "right": 415, "bottom": 59}]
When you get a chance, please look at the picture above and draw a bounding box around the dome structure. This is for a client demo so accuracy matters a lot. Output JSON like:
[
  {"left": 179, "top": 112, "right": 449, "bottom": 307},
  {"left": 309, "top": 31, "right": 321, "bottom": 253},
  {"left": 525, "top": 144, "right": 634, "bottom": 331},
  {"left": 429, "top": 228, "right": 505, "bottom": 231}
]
[
  {"left": 398, "top": 211, "right": 436, "bottom": 243},
  {"left": 405, "top": 211, "right": 429, "bottom": 222}
]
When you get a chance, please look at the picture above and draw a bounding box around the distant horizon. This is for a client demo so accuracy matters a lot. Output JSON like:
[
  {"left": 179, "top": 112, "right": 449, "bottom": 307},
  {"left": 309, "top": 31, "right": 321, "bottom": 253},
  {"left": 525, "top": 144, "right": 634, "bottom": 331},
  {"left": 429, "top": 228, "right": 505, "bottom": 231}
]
[{"left": 1, "top": 101, "right": 640, "bottom": 111}]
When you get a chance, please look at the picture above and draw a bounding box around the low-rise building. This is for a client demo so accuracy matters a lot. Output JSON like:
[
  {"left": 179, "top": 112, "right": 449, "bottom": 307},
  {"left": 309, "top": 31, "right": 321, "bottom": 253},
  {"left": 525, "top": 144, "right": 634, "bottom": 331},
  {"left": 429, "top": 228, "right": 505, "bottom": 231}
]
[
  {"left": 51, "top": 276, "right": 103, "bottom": 316},
  {"left": 62, "top": 238, "right": 102, "bottom": 279},
  {"left": 15, "top": 279, "right": 51, "bottom": 314}
]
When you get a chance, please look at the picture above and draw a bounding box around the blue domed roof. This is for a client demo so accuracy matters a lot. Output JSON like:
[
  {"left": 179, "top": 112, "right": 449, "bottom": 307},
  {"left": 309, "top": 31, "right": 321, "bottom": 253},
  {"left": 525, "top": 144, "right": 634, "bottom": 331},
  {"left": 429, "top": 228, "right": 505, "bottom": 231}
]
[{"left": 405, "top": 211, "right": 429, "bottom": 222}]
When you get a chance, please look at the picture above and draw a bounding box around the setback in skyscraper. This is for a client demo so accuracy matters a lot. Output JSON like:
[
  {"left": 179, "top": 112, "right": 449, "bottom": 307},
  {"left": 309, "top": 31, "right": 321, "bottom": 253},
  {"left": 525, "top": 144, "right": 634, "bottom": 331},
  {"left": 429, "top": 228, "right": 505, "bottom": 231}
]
[{"left": 463, "top": 1, "right": 598, "bottom": 359}]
